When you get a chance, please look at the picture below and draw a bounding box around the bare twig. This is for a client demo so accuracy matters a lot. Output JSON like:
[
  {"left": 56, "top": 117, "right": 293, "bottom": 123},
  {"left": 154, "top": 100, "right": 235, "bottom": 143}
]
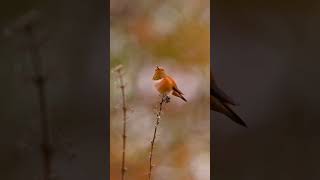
[
  {"left": 24, "top": 23, "right": 52, "bottom": 180},
  {"left": 114, "top": 65, "right": 128, "bottom": 180},
  {"left": 148, "top": 95, "right": 169, "bottom": 180}
]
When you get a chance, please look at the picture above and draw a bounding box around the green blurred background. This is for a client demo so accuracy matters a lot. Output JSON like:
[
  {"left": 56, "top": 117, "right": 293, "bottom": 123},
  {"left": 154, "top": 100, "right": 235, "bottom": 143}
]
[{"left": 110, "top": 0, "right": 210, "bottom": 179}]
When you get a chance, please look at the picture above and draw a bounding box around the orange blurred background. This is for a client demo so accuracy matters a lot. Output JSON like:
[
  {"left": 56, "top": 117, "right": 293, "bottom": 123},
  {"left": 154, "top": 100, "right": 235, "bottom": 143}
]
[{"left": 110, "top": 0, "right": 210, "bottom": 179}]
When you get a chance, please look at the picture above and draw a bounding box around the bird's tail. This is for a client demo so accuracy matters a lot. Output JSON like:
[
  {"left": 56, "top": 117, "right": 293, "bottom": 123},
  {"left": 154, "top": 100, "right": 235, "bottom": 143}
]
[
  {"left": 222, "top": 103, "right": 247, "bottom": 127},
  {"left": 211, "top": 96, "right": 247, "bottom": 127},
  {"left": 179, "top": 95, "right": 187, "bottom": 102}
]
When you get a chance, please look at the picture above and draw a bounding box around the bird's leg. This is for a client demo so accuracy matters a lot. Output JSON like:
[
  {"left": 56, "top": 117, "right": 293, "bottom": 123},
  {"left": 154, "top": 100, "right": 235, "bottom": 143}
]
[
  {"left": 159, "top": 94, "right": 170, "bottom": 103},
  {"left": 164, "top": 95, "right": 170, "bottom": 103}
]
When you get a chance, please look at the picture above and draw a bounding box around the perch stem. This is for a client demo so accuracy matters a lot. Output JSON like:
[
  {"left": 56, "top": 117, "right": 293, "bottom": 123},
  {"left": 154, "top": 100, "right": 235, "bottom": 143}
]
[
  {"left": 24, "top": 24, "right": 52, "bottom": 180},
  {"left": 116, "top": 67, "right": 127, "bottom": 180},
  {"left": 148, "top": 96, "right": 167, "bottom": 180}
]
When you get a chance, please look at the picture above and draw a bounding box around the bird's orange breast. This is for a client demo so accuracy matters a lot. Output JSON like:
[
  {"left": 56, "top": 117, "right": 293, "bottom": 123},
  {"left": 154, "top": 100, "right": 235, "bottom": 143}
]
[{"left": 154, "top": 77, "right": 175, "bottom": 94}]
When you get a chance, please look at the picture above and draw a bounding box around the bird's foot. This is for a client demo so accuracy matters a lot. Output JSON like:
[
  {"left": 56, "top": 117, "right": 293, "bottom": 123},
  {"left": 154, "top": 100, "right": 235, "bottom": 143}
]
[
  {"left": 164, "top": 95, "right": 170, "bottom": 103},
  {"left": 159, "top": 94, "right": 170, "bottom": 103}
]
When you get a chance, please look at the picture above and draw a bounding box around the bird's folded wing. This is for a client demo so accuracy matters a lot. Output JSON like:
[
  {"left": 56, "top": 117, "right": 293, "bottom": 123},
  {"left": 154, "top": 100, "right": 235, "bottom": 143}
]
[
  {"left": 167, "top": 76, "right": 184, "bottom": 95},
  {"left": 211, "top": 83, "right": 237, "bottom": 106},
  {"left": 173, "top": 86, "right": 184, "bottom": 95}
]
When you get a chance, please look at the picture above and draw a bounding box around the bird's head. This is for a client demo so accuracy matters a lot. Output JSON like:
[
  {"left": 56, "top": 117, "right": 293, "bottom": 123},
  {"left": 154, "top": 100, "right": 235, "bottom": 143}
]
[{"left": 152, "top": 66, "right": 166, "bottom": 80}]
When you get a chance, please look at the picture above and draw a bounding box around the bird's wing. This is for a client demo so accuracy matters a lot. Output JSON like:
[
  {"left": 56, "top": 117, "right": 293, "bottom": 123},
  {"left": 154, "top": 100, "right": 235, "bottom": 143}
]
[
  {"left": 211, "top": 82, "right": 237, "bottom": 106},
  {"left": 167, "top": 76, "right": 184, "bottom": 95},
  {"left": 173, "top": 86, "right": 184, "bottom": 95},
  {"left": 211, "top": 70, "right": 246, "bottom": 127},
  {"left": 211, "top": 70, "right": 237, "bottom": 105},
  {"left": 172, "top": 90, "right": 187, "bottom": 102}
]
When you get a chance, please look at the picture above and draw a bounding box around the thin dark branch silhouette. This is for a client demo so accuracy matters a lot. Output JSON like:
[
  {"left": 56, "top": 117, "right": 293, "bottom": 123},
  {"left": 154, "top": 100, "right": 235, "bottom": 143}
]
[
  {"left": 24, "top": 23, "right": 52, "bottom": 180},
  {"left": 114, "top": 65, "right": 128, "bottom": 180},
  {"left": 148, "top": 95, "right": 169, "bottom": 180}
]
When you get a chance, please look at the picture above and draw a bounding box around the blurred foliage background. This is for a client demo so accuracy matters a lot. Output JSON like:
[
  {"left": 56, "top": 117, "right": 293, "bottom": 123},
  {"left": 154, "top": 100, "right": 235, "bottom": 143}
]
[{"left": 110, "top": 0, "right": 210, "bottom": 179}]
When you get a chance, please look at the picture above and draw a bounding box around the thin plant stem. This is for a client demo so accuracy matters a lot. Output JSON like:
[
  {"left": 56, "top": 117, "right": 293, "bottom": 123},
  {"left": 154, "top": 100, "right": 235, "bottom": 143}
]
[
  {"left": 148, "top": 95, "right": 168, "bottom": 180},
  {"left": 115, "top": 65, "right": 127, "bottom": 180},
  {"left": 24, "top": 24, "right": 52, "bottom": 180}
]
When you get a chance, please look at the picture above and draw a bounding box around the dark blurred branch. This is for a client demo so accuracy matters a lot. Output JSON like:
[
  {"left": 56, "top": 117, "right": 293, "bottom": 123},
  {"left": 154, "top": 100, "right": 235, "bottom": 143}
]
[
  {"left": 24, "top": 23, "right": 52, "bottom": 180},
  {"left": 148, "top": 95, "right": 169, "bottom": 180},
  {"left": 114, "top": 65, "right": 128, "bottom": 180}
]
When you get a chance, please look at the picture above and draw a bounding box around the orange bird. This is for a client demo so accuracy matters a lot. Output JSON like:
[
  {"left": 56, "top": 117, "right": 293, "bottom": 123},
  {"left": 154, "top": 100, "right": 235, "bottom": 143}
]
[
  {"left": 211, "top": 71, "right": 247, "bottom": 127},
  {"left": 152, "top": 66, "right": 187, "bottom": 102}
]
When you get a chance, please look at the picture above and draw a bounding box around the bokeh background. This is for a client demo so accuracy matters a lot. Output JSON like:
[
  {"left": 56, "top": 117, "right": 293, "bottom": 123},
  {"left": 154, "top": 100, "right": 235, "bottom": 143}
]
[
  {"left": 213, "top": 0, "right": 320, "bottom": 179},
  {"left": 110, "top": 0, "right": 210, "bottom": 179}
]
